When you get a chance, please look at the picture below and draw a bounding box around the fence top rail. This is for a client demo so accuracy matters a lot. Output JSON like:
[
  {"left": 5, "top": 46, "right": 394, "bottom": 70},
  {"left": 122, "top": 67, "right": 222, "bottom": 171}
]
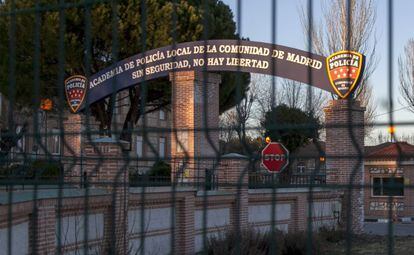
[
  {"left": 0, "top": 188, "right": 109, "bottom": 205},
  {"left": 248, "top": 187, "right": 339, "bottom": 194},
  {"left": 129, "top": 186, "right": 196, "bottom": 194}
]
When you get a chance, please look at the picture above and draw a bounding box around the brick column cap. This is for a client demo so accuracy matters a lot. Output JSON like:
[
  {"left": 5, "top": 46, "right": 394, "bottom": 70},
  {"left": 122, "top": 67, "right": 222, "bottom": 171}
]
[
  {"left": 222, "top": 152, "right": 248, "bottom": 159},
  {"left": 222, "top": 153, "right": 248, "bottom": 159},
  {"left": 169, "top": 70, "right": 222, "bottom": 84},
  {"left": 323, "top": 99, "right": 366, "bottom": 113},
  {"left": 85, "top": 137, "right": 131, "bottom": 152},
  {"left": 91, "top": 137, "right": 129, "bottom": 144},
  {"left": 63, "top": 108, "right": 79, "bottom": 115}
]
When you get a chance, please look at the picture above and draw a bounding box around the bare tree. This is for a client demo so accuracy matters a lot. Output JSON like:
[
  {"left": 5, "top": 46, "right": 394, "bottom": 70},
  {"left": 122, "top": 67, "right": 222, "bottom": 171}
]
[
  {"left": 398, "top": 133, "right": 414, "bottom": 145},
  {"left": 301, "top": 0, "right": 378, "bottom": 136},
  {"left": 279, "top": 80, "right": 305, "bottom": 109},
  {"left": 252, "top": 74, "right": 274, "bottom": 119},
  {"left": 219, "top": 110, "right": 238, "bottom": 153},
  {"left": 305, "top": 85, "right": 328, "bottom": 120},
  {"left": 220, "top": 80, "right": 259, "bottom": 154},
  {"left": 399, "top": 39, "right": 414, "bottom": 112},
  {"left": 278, "top": 80, "right": 327, "bottom": 120},
  {"left": 253, "top": 74, "right": 327, "bottom": 122},
  {"left": 358, "top": 80, "right": 377, "bottom": 136},
  {"left": 235, "top": 86, "right": 256, "bottom": 144}
]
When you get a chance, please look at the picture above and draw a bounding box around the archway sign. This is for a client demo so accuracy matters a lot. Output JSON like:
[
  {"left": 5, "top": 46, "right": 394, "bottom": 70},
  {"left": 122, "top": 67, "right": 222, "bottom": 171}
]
[{"left": 64, "top": 40, "right": 365, "bottom": 113}]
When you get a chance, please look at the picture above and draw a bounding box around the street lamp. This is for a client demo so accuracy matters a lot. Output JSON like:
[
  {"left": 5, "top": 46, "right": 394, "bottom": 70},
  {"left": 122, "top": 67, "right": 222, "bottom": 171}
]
[
  {"left": 40, "top": 99, "right": 53, "bottom": 111},
  {"left": 387, "top": 125, "right": 396, "bottom": 142},
  {"left": 40, "top": 99, "right": 53, "bottom": 153}
]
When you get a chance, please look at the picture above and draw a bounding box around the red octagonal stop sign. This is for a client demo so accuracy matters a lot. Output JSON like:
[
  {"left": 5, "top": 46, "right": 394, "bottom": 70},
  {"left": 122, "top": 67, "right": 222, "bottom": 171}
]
[{"left": 261, "top": 142, "right": 289, "bottom": 173}]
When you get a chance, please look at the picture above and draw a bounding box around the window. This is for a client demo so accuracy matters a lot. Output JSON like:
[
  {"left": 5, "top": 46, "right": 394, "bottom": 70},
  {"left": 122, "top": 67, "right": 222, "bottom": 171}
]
[
  {"left": 373, "top": 177, "right": 404, "bottom": 196},
  {"left": 48, "top": 129, "right": 61, "bottom": 155},
  {"left": 159, "top": 137, "right": 166, "bottom": 158},
  {"left": 136, "top": 136, "right": 143, "bottom": 158},
  {"left": 159, "top": 110, "right": 165, "bottom": 120},
  {"left": 297, "top": 162, "right": 306, "bottom": 173}
]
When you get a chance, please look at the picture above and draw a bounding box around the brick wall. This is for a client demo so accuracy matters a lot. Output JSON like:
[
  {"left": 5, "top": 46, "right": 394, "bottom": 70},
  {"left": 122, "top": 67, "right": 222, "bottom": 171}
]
[
  {"left": 0, "top": 149, "right": 341, "bottom": 254},
  {"left": 176, "top": 194, "right": 196, "bottom": 255},
  {"left": 0, "top": 186, "right": 341, "bottom": 254},
  {"left": 29, "top": 205, "right": 56, "bottom": 254},
  {"left": 293, "top": 192, "right": 308, "bottom": 232},
  {"left": 217, "top": 154, "right": 249, "bottom": 231},
  {"left": 324, "top": 99, "right": 365, "bottom": 233},
  {"left": 83, "top": 139, "right": 129, "bottom": 254}
]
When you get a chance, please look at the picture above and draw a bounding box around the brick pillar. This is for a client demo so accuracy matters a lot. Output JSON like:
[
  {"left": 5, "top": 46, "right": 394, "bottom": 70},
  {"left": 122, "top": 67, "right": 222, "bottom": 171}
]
[
  {"left": 324, "top": 99, "right": 365, "bottom": 233},
  {"left": 62, "top": 111, "right": 83, "bottom": 183},
  {"left": 169, "top": 71, "right": 221, "bottom": 186},
  {"left": 292, "top": 193, "right": 308, "bottom": 232},
  {"left": 83, "top": 138, "right": 129, "bottom": 254},
  {"left": 175, "top": 193, "right": 196, "bottom": 255},
  {"left": 218, "top": 153, "right": 249, "bottom": 231},
  {"left": 29, "top": 205, "right": 56, "bottom": 254}
]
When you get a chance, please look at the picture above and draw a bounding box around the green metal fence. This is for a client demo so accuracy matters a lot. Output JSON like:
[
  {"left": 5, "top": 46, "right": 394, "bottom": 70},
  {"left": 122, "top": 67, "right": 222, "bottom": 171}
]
[{"left": 0, "top": 1, "right": 410, "bottom": 255}]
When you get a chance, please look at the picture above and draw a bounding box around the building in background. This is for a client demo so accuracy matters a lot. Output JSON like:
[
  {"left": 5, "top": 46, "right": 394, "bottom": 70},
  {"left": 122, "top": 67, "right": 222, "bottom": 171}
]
[
  {"left": 293, "top": 141, "right": 414, "bottom": 222},
  {"left": 364, "top": 142, "right": 414, "bottom": 222},
  {"left": 291, "top": 141, "right": 326, "bottom": 174},
  {"left": 0, "top": 91, "right": 171, "bottom": 176}
]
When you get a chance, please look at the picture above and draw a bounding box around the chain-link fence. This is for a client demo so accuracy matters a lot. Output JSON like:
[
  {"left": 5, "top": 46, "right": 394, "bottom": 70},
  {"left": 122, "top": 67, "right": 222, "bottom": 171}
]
[{"left": 0, "top": 0, "right": 411, "bottom": 254}]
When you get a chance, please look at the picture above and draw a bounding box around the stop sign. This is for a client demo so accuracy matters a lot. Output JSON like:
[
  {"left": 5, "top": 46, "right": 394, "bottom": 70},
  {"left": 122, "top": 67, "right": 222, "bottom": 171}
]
[{"left": 261, "top": 142, "right": 289, "bottom": 173}]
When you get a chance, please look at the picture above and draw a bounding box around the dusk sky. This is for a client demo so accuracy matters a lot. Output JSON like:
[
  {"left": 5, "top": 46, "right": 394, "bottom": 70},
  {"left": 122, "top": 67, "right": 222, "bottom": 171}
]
[{"left": 222, "top": 0, "right": 414, "bottom": 143}]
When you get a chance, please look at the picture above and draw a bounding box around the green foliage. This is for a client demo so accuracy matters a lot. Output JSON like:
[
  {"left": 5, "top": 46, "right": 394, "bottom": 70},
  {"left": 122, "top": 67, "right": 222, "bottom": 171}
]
[
  {"left": 30, "top": 159, "right": 61, "bottom": 180},
  {"left": 261, "top": 104, "right": 321, "bottom": 153},
  {"left": 148, "top": 160, "right": 171, "bottom": 176},
  {"left": 0, "top": 0, "right": 249, "bottom": 121},
  {"left": 0, "top": 164, "right": 22, "bottom": 179},
  {"left": 129, "top": 161, "right": 171, "bottom": 187},
  {"left": 0, "top": 159, "right": 61, "bottom": 180},
  {"left": 0, "top": 124, "right": 28, "bottom": 159}
]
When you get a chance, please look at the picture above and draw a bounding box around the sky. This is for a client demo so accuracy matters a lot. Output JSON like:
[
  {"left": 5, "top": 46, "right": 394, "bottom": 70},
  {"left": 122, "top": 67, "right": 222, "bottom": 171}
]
[{"left": 221, "top": 0, "right": 414, "bottom": 143}]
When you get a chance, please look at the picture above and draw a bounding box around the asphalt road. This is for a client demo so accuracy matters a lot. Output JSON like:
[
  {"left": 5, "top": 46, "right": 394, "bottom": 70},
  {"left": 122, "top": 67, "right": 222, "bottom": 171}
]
[{"left": 365, "top": 222, "right": 414, "bottom": 236}]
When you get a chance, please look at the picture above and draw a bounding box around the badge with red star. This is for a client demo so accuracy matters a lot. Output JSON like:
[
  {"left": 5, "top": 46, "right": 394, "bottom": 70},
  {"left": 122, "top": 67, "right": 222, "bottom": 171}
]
[
  {"left": 65, "top": 75, "right": 87, "bottom": 113},
  {"left": 326, "top": 51, "right": 365, "bottom": 99}
]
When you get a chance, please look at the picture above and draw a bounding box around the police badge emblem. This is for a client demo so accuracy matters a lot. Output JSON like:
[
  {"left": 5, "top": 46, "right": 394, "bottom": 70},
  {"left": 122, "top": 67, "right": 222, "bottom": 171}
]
[
  {"left": 326, "top": 51, "right": 365, "bottom": 99},
  {"left": 65, "top": 75, "right": 87, "bottom": 113}
]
